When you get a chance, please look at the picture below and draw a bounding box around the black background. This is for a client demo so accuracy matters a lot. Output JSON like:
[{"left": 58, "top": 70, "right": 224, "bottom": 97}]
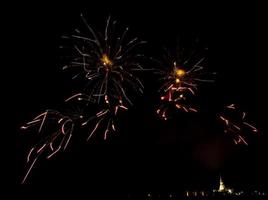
[{"left": 4, "top": 0, "right": 268, "bottom": 196}]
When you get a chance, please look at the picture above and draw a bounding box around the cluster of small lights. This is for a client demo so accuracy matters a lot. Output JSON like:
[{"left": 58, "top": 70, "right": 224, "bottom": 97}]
[
  {"left": 185, "top": 191, "right": 208, "bottom": 197},
  {"left": 127, "top": 177, "right": 266, "bottom": 199},
  {"left": 252, "top": 190, "right": 266, "bottom": 196},
  {"left": 127, "top": 190, "right": 266, "bottom": 199}
]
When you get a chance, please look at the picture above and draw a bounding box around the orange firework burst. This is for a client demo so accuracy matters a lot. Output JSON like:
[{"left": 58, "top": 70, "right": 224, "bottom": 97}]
[{"left": 155, "top": 46, "right": 213, "bottom": 120}]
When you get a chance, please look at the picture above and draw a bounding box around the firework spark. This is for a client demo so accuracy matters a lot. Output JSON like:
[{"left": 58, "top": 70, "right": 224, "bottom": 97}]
[
  {"left": 66, "top": 93, "right": 127, "bottom": 141},
  {"left": 21, "top": 110, "right": 74, "bottom": 183},
  {"left": 219, "top": 104, "right": 258, "bottom": 145}
]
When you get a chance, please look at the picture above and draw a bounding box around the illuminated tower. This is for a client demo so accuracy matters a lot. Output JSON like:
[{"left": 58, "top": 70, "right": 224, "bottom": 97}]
[
  {"left": 216, "top": 175, "right": 233, "bottom": 194},
  {"left": 218, "top": 175, "right": 225, "bottom": 192}
]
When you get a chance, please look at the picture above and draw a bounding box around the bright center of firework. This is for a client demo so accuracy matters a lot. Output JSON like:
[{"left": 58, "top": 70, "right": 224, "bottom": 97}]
[
  {"left": 101, "top": 54, "right": 113, "bottom": 67},
  {"left": 174, "top": 68, "right": 186, "bottom": 84},
  {"left": 175, "top": 69, "right": 186, "bottom": 77},
  {"left": 175, "top": 78, "right": 180, "bottom": 83}
]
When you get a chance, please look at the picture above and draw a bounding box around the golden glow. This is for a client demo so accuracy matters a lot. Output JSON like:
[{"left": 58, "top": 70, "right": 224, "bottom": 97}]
[
  {"left": 175, "top": 69, "right": 186, "bottom": 77},
  {"left": 174, "top": 68, "right": 185, "bottom": 84},
  {"left": 101, "top": 54, "right": 113, "bottom": 66}
]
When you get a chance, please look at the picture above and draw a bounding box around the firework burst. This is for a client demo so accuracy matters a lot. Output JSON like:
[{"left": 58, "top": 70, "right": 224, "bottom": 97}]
[
  {"left": 62, "top": 14, "right": 147, "bottom": 136},
  {"left": 62, "top": 14, "right": 146, "bottom": 106},
  {"left": 219, "top": 104, "right": 258, "bottom": 145},
  {"left": 20, "top": 15, "right": 147, "bottom": 183},
  {"left": 155, "top": 45, "right": 212, "bottom": 120}
]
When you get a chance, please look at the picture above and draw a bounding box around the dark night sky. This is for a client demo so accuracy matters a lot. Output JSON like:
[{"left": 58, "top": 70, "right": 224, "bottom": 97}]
[{"left": 5, "top": 0, "right": 268, "bottom": 194}]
